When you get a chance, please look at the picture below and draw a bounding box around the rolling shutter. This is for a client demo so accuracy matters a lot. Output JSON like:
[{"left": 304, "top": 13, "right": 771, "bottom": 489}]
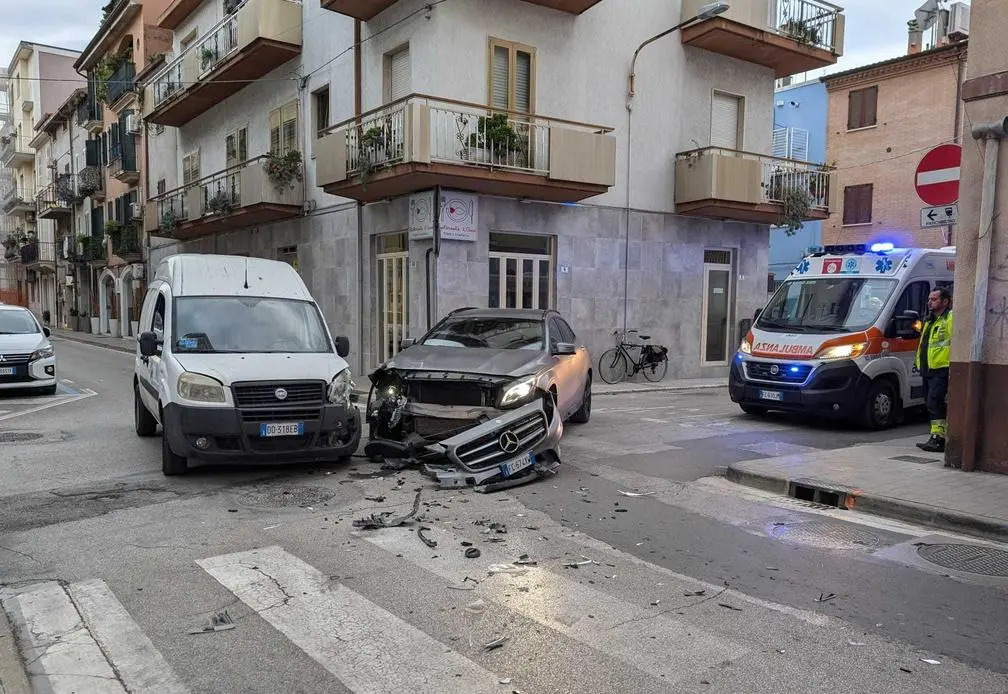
[
  {"left": 491, "top": 45, "right": 509, "bottom": 110},
  {"left": 711, "top": 92, "right": 741, "bottom": 149},
  {"left": 515, "top": 50, "right": 531, "bottom": 113},
  {"left": 390, "top": 48, "right": 410, "bottom": 101}
]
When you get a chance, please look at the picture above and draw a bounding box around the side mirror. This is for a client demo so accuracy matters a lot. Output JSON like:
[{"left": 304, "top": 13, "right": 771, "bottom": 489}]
[
  {"left": 43, "top": 327, "right": 51, "bottom": 338},
  {"left": 334, "top": 335, "right": 350, "bottom": 358},
  {"left": 138, "top": 331, "right": 159, "bottom": 357},
  {"left": 400, "top": 337, "right": 417, "bottom": 350},
  {"left": 554, "top": 342, "right": 577, "bottom": 356},
  {"left": 902, "top": 309, "right": 921, "bottom": 320},
  {"left": 894, "top": 316, "right": 920, "bottom": 339}
]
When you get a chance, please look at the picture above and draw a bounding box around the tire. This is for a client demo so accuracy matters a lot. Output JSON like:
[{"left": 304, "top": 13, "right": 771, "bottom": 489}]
[
  {"left": 642, "top": 353, "right": 669, "bottom": 382},
  {"left": 135, "top": 383, "right": 157, "bottom": 437},
  {"left": 861, "top": 378, "right": 899, "bottom": 430},
  {"left": 740, "top": 403, "right": 768, "bottom": 416},
  {"left": 161, "top": 417, "right": 188, "bottom": 475},
  {"left": 569, "top": 374, "right": 592, "bottom": 424},
  {"left": 598, "top": 349, "right": 628, "bottom": 384}
]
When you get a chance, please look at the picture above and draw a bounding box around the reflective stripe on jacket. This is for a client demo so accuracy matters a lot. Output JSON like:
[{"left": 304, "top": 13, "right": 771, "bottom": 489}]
[{"left": 916, "top": 310, "right": 953, "bottom": 371}]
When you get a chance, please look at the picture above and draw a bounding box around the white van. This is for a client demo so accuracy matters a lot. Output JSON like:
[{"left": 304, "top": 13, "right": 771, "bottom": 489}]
[
  {"left": 134, "top": 254, "right": 360, "bottom": 474},
  {"left": 730, "top": 243, "right": 955, "bottom": 429}
]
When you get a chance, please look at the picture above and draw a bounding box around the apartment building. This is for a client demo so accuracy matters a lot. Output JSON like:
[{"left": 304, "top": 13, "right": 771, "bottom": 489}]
[
  {"left": 136, "top": 0, "right": 845, "bottom": 378},
  {"left": 822, "top": 38, "right": 968, "bottom": 249},
  {"left": 0, "top": 67, "right": 22, "bottom": 306},
  {"left": 1, "top": 42, "right": 81, "bottom": 324},
  {"left": 74, "top": 0, "right": 174, "bottom": 337}
]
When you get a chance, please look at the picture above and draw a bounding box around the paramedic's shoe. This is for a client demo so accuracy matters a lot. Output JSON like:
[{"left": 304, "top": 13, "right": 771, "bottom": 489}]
[{"left": 916, "top": 435, "right": 946, "bottom": 453}]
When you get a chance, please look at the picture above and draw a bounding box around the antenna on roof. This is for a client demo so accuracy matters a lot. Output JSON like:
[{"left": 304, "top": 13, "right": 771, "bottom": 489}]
[{"left": 243, "top": 257, "right": 249, "bottom": 289}]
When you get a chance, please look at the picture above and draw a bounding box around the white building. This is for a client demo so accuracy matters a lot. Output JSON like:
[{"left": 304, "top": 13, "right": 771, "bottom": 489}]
[{"left": 139, "top": 0, "right": 845, "bottom": 378}]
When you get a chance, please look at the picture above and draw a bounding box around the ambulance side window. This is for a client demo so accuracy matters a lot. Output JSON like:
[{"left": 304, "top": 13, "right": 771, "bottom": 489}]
[{"left": 892, "top": 281, "right": 930, "bottom": 324}]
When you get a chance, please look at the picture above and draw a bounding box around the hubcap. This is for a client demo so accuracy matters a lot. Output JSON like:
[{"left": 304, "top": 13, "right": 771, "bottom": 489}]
[{"left": 875, "top": 393, "right": 892, "bottom": 419}]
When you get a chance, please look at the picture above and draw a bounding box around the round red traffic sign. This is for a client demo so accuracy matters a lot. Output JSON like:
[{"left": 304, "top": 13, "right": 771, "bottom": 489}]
[{"left": 915, "top": 144, "right": 961, "bottom": 206}]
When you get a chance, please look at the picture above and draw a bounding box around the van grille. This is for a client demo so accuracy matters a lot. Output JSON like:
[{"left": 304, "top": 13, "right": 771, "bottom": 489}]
[
  {"left": 232, "top": 381, "right": 325, "bottom": 408},
  {"left": 745, "top": 362, "right": 813, "bottom": 383},
  {"left": 454, "top": 411, "right": 547, "bottom": 469}
]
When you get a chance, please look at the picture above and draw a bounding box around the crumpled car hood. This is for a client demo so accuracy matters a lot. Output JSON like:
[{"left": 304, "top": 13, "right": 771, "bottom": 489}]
[{"left": 382, "top": 346, "right": 542, "bottom": 378}]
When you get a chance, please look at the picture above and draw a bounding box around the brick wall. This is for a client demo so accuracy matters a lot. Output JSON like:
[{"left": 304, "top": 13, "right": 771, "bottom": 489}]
[{"left": 824, "top": 46, "right": 967, "bottom": 249}]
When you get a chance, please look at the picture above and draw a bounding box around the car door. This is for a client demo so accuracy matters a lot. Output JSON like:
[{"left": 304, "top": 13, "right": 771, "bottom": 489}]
[
  {"left": 558, "top": 317, "right": 588, "bottom": 406},
  {"left": 888, "top": 279, "right": 930, "bottom": 405},
  {"left": 138, "top": 288, "right": 170, "bottom": 418},
  {"left": 547, "top": 317, "right": 580, "bottom": 417}
]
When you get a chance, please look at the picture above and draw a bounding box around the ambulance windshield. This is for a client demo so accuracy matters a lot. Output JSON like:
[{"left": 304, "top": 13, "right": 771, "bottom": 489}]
[{"left": 757, "top": 278, "right": 898, "bottom": 333}]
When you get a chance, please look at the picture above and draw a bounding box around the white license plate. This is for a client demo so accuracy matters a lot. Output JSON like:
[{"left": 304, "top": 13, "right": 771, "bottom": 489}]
[
  {"left": 759, "top": 390, "right": 783, "bottom": 402},
  {"left": 0, "top": 367, "right": 14, "bottom": 376},
  {"left": 259, "top": 422, "right": 304, "bottom": 438},
  {"left": 500, "top": 453, "right": 533, "bottom": 478}
]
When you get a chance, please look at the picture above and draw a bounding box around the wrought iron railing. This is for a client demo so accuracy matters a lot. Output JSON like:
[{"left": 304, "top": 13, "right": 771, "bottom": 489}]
[
  {"left": 112, "top": 223, "right": 142, "bottom": 257},
  {"left": 106, "top": 61, "right": 137, "bottom": 105},
  {"left": 78, "top": 166, "right": 104, "bottom": 198},
  {"left": 1, "top": 184, "right": 36, "bottom": 213},
  {"left": 772, "top": 0, "right": 842, "bottom": 52},
  {"left": 19, "top": 240, "right": 57, "bottom": 265},
  {"left": 196, "top": 10, "right": 241, "bottom": 77},
  {"left": 76, "top": 95, "right": 101, "bottom": 125},
  {"left": 36, "top": 181, "right": 73, "bottom": 214},
  {"left": 0, "top": 136, "right": 32, "bottom": 163}
]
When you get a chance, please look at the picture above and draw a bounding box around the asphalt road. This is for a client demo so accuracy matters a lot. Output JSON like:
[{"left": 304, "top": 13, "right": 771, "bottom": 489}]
[{"left": 0, "top": 338, "right": 1005, "bottom": 694}]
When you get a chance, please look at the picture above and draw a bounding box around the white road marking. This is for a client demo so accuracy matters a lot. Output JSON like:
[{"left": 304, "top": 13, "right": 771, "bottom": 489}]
[
  {"left": 68, "top": 579, "right": 188, "bottom": 694},
  {"left": 1, "top": 582, "right": 125, "bottom": 693},
  {"left": 365, "top": 527, "right": 742, "bottom": 686},
  {"left": 197, "top": 546, "right": 502, "bottom": 694},
  {"left": 641, "top": 417, "right": 669, "bottom": 424},
  {"left": 0, "top": 389, "right": 96, "bottom": 422},
  {"left": 61, "top": 379, "right": 74, "bottom": 384}
]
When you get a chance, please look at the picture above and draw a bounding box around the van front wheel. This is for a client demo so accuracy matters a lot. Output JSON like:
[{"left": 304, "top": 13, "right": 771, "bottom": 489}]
[{"left": 861, "top": 379, "right": 898, "bottom": 430}]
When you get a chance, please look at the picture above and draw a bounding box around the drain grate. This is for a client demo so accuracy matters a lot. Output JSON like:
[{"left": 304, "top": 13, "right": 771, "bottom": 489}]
[
  {"left": 891, "top": 455, "right": 940, "bottom": 464},
  {"left": 769, "top": 520, "right": 881, "bottom": 550},
  {"left": 238, "top": 485, "right": 336, "bottom": 508},
  {"left": 0, "top": 432, "right": 44, "bottom": 443},
  {"left": 916, "top": 543, "right": 1008, "bottom": 577}
]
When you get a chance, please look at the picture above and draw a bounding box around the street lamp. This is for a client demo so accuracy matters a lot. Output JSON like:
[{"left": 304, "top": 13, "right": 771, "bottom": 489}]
[{"left": 628, "top": 2, "right": 730, "bottom": 97}]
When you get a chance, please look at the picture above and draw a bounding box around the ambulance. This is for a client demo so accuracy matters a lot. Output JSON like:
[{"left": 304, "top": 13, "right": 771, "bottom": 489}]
[{"left": 729, "top": 242, "right": 955, "bottom": 429}]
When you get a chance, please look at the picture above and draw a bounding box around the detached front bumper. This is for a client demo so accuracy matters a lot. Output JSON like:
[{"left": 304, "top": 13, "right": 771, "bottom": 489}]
[
  {"left": 729, "top": 357, "right": 871, "bottom": 417},
  {"left": 162, "top": 402, "right": 361, "bottom": 463}
]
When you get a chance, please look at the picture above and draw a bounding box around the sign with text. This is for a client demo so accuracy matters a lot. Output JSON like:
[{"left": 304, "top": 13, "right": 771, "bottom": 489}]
[
  {"left": 921, "top": 203, "right": 958, "bottom": 229},
  {"left": 408, "top": 191, "right": 479, "bottom": 242}
]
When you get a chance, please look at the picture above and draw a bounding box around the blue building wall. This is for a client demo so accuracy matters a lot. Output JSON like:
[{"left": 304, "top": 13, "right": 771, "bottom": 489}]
[{"left": 769, "top": 79, "right": 829, "bottom": 286}]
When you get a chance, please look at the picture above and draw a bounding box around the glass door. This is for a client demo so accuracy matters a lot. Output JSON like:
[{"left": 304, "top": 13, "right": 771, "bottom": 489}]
[
  {"left": 701, "top": 250, "right": 734, "bottom": 366},
  {"left": 375, "top": 234, "right": 408, "bottom": 364}
]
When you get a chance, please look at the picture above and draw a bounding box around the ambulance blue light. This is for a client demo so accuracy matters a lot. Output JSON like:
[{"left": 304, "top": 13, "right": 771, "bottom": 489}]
[
  {"left": 790, "top": 366, "right": 800, "bottom": 373},
  {"left": 869, "top": 241, "right": 895, "bottom": 253}
]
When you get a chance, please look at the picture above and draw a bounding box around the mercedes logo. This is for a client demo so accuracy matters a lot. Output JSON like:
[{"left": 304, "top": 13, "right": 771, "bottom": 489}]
[
  {"left": 769, "top": 365, "right": 780, "bottom": 375},
  {"left": 274, "top": 388, "right": 288, "bottom": 401},
  {"left": 498, "top": 430, "right": 520, "bottom": 454}
]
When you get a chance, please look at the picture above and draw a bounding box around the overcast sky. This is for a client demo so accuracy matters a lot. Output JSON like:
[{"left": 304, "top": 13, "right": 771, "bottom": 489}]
[{"left": 1, "top": 0, "right": 969, "bottom": 79}]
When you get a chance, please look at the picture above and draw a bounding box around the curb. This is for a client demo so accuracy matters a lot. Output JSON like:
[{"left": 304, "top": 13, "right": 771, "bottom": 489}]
[
  {"left": 51, "top": 333, "right": 135, "bottom": 355},
  {"left": 0, "top": 607, "right": 31, "bottom": 694},
  {"left": 726, "top": 465, "right": 1008, "bottom": 542},
  {"left": 594, "top": 383, "right": 727, "bottom": 396}
]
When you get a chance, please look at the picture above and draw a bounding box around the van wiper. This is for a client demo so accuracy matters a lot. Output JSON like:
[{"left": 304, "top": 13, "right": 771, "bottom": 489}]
[
  {"left": 805, "top": 324, "right": 847, "bottom": 333},
  {"left": 758, "top": 319, "right": 802, "bottom": 332}
]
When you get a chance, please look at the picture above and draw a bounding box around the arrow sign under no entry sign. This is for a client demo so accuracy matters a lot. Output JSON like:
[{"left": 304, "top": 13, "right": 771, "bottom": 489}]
[{"left": 915, "top": 144, "right": 961, "bottom": 206}]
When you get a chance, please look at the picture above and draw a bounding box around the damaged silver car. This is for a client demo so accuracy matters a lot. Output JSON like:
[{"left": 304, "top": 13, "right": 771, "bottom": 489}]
[{"left": 363, "top": 308, "right": 592, "bottom": 491}]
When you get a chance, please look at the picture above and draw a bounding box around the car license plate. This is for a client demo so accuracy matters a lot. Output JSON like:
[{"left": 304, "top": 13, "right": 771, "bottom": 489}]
[
  {"left": 0, "top": 367, "right": 14, "bottom": 376},
  {"left": 259, "top": 422, "right": 304, "bottom": 438},
  {"left": 759, "top": 390, "right": 783, "bottom": 402},
  {"left": 500, "top": 453, "right": 533, "bottom": 478}
]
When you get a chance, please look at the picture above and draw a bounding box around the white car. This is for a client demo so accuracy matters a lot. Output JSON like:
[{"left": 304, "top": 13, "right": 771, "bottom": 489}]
[{"left": 0, "top": 305, "right": 57, "bottom": 395}]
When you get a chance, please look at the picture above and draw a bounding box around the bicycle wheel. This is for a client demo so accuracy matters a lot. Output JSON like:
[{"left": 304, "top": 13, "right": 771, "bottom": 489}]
[
  {"left": 642, "top": 352, "right": 669, "bottom": 382},
  {"left": 598, "top": 348, "right": 629, "bottom": 384}
]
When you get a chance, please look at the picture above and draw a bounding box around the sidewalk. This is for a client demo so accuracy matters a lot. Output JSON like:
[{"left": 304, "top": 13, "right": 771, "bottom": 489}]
[
  {"left": 50, "top": 329, "right": 726, "bottom": 397},
  {"left": 727, "top": 436, "right": 1008, "bottom": 541}
]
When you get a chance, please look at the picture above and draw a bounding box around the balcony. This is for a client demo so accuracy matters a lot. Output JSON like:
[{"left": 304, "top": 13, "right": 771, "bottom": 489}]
[
  {"left": 680, "top": 0, "right": 844, "bottom": 77},
  {"left": 79, "top": 166, "right": 106, "bottom": 201},
  {"left": 76, "top": 94, "right": 104, "bottom": 133},
  {"left": 321, "top": 0, "right": 603, "bottom": 19},
  {"left": 36, "top": 179, "right": 75, "bottom": 219},
  {"left": 144, "top": 0, "right": 303, "bottom": 127},
  {"left": 107, "top": 221, "right": 143, "bottom": 262},
  {"left": 105, "top": 61, "right": 137, "bottom": 108},
  {"left": 316, "top": 94, "right": 617, "bottom": 204},
  {"left": 0, "top": 136, "right": 33, "bottom": 167},
  {"left": 109, "top": 134, "right": 139, "bottom": 184},
  {"left": 1, "top": 186, "right": 36, "bottom": 215},
  {"left": 674, "top": 147, "right": 835, "bottom": 225},
  {"left": 145, "top": 155, "right": 304, "bottom": 240},
  {"left": 19, "top": 240, "right": 57, "bottom": 268}
]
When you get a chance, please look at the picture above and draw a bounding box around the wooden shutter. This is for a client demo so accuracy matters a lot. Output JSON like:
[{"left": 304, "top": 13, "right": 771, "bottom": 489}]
[
  {"left": 491, "top": 45, "right": 509, "bottom": 110},
  {"left": 711, "top": 92, "right": 740, "bottom": 149},
  {"left": 183, "top": 150, "right": 200, "bottom": 186},
  {"left": 227, "top": 127, "right": 248, "bottom": 167},
  {"left": 842, "top": 184, "right": 873, "bottom": 225},
  {"left": 85, "top": 139, "right": 100, "bottom": 167},
  {"left": 772, "top": 127, "right": 788, "bottom": 158},
  {"left": 269, "top": 107, "right": 281, "bottom": 153},
  {"left": 226, "top": 132, "right": 236, "bottom": 167},
  {"left": 280, "top": 101, "right": 298, "bottom": 154},
  {"left": 848, "top": 87, "right": 877, "bottom": 129},
  {"left": 515, "top": 50, "right": 531, "bottom": 113},
  {"left": 847, "top": 89, "right": 862, "bottom": 130},
  {"left": 390, "top": 48, "right": 410, "bottom": 102},
  {"left": 861, "top": 86, "right": 878, "bottom": 127}
]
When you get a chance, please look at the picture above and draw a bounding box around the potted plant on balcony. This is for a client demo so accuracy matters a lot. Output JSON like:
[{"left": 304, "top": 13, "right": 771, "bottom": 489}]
[
  {"left": 461, "top": 113, "right": 525, "bottom": 166},
  {"left": 224, "top": 0, "right": 243, "bottom": 15},
  {"left": 264, "top": 149, "right": 304, "bottom": 192},
  {"left": 2, "top": 233, "right": 17, "bottom": 260},
  {"left": 200, "top": 46, "right": 218, "bottom": 72},
  {"left": 207, "top": 189, "right": 233, "bottom": 216},
  {"left": 780, "top": 18, "right": 822, "bottom": 47},
  {"left": 104, "top": 220, "right": 122, "bottom": 254},
  {"left": 356, "top": 124, "right": 394, "bottom": 186},
  {"left": 161, "top": 208, "right": 182, "bottom": 234}
]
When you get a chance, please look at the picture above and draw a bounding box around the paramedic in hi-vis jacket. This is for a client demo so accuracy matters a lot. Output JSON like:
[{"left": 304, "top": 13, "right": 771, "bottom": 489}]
[{"left": 915, "top": 287, "right": 953, "bottom": 453}]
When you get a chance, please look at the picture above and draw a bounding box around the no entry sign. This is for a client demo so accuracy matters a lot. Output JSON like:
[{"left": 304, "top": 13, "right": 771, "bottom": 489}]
[{"left": 915, "top": 144, "right": 961, "bottom": 206}]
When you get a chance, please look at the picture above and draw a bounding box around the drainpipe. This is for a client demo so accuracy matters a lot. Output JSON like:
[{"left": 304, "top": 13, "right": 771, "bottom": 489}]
[
  {"left": 949, "top": 49, "right": 966, "bottom": 245},
  {"left": 426, "top": 185, "right": 441, "bottom": 331},
  {"left": 962, "top": 116, "right": 1008, "bottom": 472},
  {"left": 355, "top": 19, "right": 365, "bottom": 377}
]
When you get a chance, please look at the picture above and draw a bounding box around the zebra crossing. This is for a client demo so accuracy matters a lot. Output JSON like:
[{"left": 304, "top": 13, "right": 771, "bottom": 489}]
[{"left": 2, "top": 480, "right": 1005, "bottom": 694}]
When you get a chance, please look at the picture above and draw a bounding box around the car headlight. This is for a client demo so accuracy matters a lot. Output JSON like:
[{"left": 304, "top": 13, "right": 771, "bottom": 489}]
[
  {"left": 814, "top": 342, "right": 868, "bottom": 361},
  {"left": 738, "top": 337, "right": 752, "bottom": 355},
  {"left": 177, "top": 372, "right": 226, "bottom": 403},
  {"left": 327, "top": 368, "right": 354, "bottom": 406},
  {"left": 500, "top": 375, "right": 537, "bottom": 408},
  {"left": 30, "top": 345, "right": 54, "bottom": 361}
]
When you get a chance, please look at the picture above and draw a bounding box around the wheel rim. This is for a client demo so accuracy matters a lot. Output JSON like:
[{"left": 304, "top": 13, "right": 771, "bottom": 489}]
[
  {"left": 583, "top": 380, "right": 592, "bottom": 417},
  {"left": 874, "top": 391, "right": 892, "bottom": 421},
  {"left": 643, "top": 356, "right": 668, "bottom": 382}
]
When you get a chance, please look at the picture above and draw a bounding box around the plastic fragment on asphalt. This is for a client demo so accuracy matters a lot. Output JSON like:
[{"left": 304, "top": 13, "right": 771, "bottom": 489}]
[
  {"left": 920, "top": 658, "right": 941, "bottom": 665},
  {"left": 488, "top": 564, "right": 529, "bottom": 576},
  {"left": 484, "top": 636, "right": 509, "bottom": 651},
  {"left": 352, "top": 490, "right": 422, "bottom": 529},
  {"left": 848, "top": 641, "right": 867, "bottom": 646},
  {"left": 188, "top": 610, "right": 235, "bottom": 635},
  {"left": 717, "top": 603, "right": 742, "bottom": 611},
  {"left": 418, "top": 526, "right": 438, "bottom": 548},
  {"left": 815, "top": 592, "right": 837, "bottom": 603},
  {"left": 617, "top": 490, "right": 655, "bottom": 497},
  {"left": 684, "top": 590, "right": 706, "bottom": 597}
]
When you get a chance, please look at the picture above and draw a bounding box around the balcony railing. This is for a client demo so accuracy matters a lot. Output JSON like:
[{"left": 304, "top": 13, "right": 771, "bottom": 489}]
[
  {"left": 146, "top": 0, "right": 303, "bottom": 126},
  {"left": 19, "top": 240, "right": 57, "bottom": 266},
  {"left": 75, "top": 95, "right": 102, "bottom": 128},
  {"left": 674, "top": 146, "right": 834, "bottom": 225},
  {"left": 773, "top": 0, "right": 842, "bottom": 53},
  {"left": 317, "top": 94, "right": 616, "bottom": 203},
  {"left": 1, "top": 185, "right": 36, "bottom": 214},
  {"left": 78, "top": 166, "right": 105, "bottom": 199},
  {"left": 36, "top": 179, "right": 75, "bottom": 218},
  {"left": 0, "top": 136, "right": 33, "bottom": 166},
  {"left": 108, "top": 221, "right": 143, "bottom": 259},
  {"left": 106, "top": 61, "right": 137, "bottom": 106}
]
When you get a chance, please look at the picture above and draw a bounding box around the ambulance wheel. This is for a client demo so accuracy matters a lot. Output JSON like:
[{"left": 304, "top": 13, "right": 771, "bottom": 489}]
[
  {"left": 739, "top": 404, "right": 768, "bottom": 416},
  {"left": 861, "top": 379, "right": 898, "bottom": 430}
]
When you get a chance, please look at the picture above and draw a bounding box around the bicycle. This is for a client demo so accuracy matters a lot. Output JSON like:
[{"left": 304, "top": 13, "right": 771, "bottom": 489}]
[{"left": 597, "top": 329, "right": 669, "bottom": 384}]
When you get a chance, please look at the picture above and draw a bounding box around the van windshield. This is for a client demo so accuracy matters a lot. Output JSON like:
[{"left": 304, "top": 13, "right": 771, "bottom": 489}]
[
  {"left": 757, "top": 278, "right": 897, "bottom": 333},
  {"left": 172, "top": 297, "right": 332, "bottom": 353}
]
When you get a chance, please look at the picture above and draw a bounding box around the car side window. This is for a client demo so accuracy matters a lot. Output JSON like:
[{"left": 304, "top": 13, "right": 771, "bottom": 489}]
[
  {"left": 547, "top": 318, "right": 561, "bottom": 350},
  {"left": 152, "top": 294, "right": 166, "bottom": 338},
  {"left": 558, "top": 318, "right": 576, "bottom": 343},
  {"left": 893, "top": 281, "right": 930, "bottom": 318}
]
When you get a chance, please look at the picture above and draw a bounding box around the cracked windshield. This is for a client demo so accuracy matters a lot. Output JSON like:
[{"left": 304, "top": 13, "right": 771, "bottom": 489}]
[{"left": 2, "top": 1, "right": 1006, "bottom": 693}]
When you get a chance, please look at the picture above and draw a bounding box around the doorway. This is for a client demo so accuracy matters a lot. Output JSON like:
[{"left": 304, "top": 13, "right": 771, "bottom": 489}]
[
  {"left": 375, "top": 233, "right": 408, "bottom": 364},
  {"left": 701, "top": 249, "right": 734, "bottom": 366}
]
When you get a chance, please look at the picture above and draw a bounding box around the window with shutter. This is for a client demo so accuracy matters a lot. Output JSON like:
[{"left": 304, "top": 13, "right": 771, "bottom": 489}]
[
  {"left": 269, "top": 101, "right": 299, "bottom": 155},
  {"left": 313, "top": 85, "right": 330, "bottom": 137},
  {"left": 487, "top": 39, "right": 535, "bottom": 113},
  {"left": 710, "top": 92, "right": 742, "bottom": 149},
  {"left": 226, "top": 126, "right": 247, "bottom": 168},
  {"left": 183, "top": 150, "right": 200, "bottom": 186},
  {"left": 387, "top": 47, "right": 410, "bottom": 103},
  {"left": 842, "top": 184, "right": 873, "bottom": 225},
  {"left": 847, "top": 86, "right": 878, "bottom": 130}
]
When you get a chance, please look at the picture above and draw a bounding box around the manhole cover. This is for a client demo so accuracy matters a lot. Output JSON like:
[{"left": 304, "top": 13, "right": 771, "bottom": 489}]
[
  {"left": 238, "top": 485, "right": 335, "bottom": 508},
  {"left": 916, "top": 543, "right": 1008, "bottom": 577},
  {"left": 0, "top": 432, "right": 44, "bottom": 443},
  {"left": 769, "top": 520, "right": 880, "bottom": 550},
  {"left": 891, "top": 455, "right": 939, "bottom": 464}
]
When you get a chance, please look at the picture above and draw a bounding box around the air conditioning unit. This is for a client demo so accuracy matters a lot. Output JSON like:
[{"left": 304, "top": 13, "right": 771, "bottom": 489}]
[
  {"left": 130, "top": 202, "right": 142, "bottom": 219},
  {"left": 65, "top": 275, "right": 74, "bottom": 287},
  {"left": 948, "top": 2, "right": 970, "bottom": 40},
  {"left": 126, "top": 113, "right": 142, "bottom": 135}
]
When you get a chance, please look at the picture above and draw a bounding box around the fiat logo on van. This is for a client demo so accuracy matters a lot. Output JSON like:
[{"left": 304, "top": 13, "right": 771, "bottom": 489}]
[
  {"left": 274, "top": 388, "right": 288, "bottom": 401},
  {"left": 769, "top": 365, "right": 780, "bottom": 375}
]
